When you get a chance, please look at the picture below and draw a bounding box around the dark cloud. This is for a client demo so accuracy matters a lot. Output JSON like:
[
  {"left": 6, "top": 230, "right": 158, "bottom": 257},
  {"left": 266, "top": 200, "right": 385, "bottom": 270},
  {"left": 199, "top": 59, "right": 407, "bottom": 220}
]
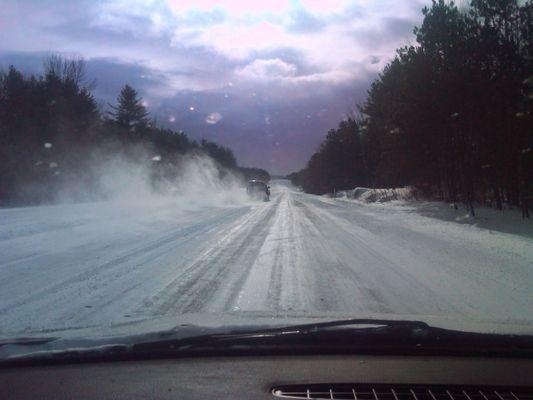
[
  {"left": 368, "top": 55, "right": 381, "bottom": 65},
  {"left": 351, "top": 16, "right": 418, "bottom": 49},
  {"left": 0, "top": 52, "right": 163, "bottom": 104},
  {"left": 85, "top": 59, "right": 166, "bottom": 104},
  {"left": 0, "top": 0, "right": 431, "bottom": 174},
  {"left": 0, "top": 50, "right": 369, "bottom": 174},
  {"left": 381, "top": 17, "right": 417, "bottom": 37},
  {"left": 0, "top": 52, "right": 46, "bottom": 75},
  {"left": 153, "top": 78, "right": 368, "bottom": 174}
]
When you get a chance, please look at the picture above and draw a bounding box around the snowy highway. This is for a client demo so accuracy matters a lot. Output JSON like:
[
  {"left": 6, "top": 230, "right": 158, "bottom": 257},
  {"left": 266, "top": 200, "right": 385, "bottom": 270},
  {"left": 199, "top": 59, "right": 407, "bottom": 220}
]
[{"left": 1, "top": 181, "right": 532, "bottom": 336}]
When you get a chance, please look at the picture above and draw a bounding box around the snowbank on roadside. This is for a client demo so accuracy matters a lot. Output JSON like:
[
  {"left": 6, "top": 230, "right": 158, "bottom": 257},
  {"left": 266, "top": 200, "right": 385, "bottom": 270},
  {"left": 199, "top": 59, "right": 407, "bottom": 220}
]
[
  {"left": 388, "top": 200, "right": 533, "bottom": 239},
  {"left": 333, "top": 187, "right": 415, "bottom": 203},
  {"left": 324, "top": 186, "right": 532, "bottom": 239}
]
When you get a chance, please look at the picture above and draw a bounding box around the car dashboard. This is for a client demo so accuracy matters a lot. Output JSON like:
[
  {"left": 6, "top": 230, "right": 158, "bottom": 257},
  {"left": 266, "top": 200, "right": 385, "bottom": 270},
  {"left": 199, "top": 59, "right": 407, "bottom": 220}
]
[{"left": 1, "top": 354, "right": 531, "bottom": 399}]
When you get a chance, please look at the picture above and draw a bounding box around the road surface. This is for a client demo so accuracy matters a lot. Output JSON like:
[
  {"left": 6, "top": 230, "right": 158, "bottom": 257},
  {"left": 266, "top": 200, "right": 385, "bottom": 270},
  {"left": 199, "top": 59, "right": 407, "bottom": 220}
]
[{"left": 1, "top": 181, "right": 532, "bottom": 335}]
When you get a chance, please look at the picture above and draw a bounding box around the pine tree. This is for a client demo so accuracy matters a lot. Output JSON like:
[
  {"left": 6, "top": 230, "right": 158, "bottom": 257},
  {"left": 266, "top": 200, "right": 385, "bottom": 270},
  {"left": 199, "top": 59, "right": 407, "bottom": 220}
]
[
  {"left": 109, "top": 85, "right": 150, "bottom": 131},
  {"left": 294, "top": 0, "right": 532, "bottom": 218}
]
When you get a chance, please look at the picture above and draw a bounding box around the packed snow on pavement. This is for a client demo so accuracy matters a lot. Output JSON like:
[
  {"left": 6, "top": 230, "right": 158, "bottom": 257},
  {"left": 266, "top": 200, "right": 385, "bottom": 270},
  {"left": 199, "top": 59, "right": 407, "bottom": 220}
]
[{"left": 1, "top": 180, "right": 532, "bottom": 337}]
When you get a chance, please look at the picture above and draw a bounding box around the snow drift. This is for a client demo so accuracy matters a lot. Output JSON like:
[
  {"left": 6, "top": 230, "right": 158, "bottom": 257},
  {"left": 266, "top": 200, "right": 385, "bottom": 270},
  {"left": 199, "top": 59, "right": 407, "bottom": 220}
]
[{"left": 332, "top": 187, "right": 415, "bottom": 203}]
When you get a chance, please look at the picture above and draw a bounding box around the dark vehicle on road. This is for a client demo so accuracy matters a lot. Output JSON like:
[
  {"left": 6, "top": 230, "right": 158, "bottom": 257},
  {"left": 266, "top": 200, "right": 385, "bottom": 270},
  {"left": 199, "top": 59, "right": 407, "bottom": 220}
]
[{"left": 246, "top": 180, "right": 270, "bottom": 201}]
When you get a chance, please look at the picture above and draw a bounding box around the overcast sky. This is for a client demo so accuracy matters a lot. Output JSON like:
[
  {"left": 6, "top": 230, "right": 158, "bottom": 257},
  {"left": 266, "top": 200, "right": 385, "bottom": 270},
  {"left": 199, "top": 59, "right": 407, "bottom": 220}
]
[{"left": 0, "top": 0, "right": 429, "bottom": 174}]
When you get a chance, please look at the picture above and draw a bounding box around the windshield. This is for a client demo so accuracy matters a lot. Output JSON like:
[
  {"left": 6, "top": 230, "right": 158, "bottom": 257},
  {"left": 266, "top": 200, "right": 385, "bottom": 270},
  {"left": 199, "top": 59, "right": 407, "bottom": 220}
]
[
  {"left": 248, "top": 181, "right": 266, "bottom": 187},
  {"left": 0, "top": 0, "right": 532, "bottom": 348}
]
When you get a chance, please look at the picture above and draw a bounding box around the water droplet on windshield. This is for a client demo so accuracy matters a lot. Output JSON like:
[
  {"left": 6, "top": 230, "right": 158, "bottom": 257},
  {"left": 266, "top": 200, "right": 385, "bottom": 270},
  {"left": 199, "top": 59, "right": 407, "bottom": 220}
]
[{"left": 205, "top": 112, "right": 222, "bottom": 125}]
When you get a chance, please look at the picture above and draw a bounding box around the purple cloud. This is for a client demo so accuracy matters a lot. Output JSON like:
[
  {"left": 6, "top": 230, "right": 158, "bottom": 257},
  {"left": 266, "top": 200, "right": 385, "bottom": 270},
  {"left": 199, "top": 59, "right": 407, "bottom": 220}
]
[{"left": 0, "top": 0, "right": 429, "bottom": 174}]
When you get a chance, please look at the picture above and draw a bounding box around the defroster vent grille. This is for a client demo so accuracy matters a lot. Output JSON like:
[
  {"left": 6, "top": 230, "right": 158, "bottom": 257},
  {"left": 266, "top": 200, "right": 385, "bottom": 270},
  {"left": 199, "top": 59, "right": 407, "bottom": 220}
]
[{"left": 271, "top": 384, "right": 532, "bottom": 400}]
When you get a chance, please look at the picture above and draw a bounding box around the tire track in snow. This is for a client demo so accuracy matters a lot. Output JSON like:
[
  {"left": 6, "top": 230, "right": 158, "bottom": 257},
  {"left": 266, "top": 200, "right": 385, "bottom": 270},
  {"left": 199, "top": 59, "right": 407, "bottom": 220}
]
[
  {"left": 298, "top": 194, "right": 530, "bottom": 319},
  {"left": 297, "top": 196, "right": 466, "bottom": 315},
  {"left": 139, "top": 195, "right": 281, "bottom": 315},
  {"left": 235, "top": 188, "right": 354, "bottom": 312},
  {"left": 2, "top": 181, "right": 531, "bottom": 335},
  {"left": 0, "top": 207, "right": 248, "bottom": 332}
]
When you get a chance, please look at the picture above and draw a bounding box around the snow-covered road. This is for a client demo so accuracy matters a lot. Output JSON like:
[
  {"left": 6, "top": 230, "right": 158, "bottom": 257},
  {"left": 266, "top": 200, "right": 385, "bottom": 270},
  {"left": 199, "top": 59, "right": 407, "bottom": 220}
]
[{"left": 1, "top": 181, "right": 532, "bottom": 336}]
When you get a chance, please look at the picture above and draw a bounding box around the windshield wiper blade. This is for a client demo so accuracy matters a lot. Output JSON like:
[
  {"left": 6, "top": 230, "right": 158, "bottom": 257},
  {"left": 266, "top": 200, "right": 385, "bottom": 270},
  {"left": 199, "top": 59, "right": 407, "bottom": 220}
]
[
  {"left": 0, "top": 337, "right": 59, "bottom": 347},
  {"left": 231, "top": 318, "right": 431, "bottom": 334},
  {"left": 2, "top": 318, "right": 532, "bottom": 366},
  {"left": 128, "top": 319, "right": 432, "bottom": 355},
  {"left": 130, "top": 318, "right": 532, "bottom": 358},
  {"left": 0, "top": 319, "right": 421, "bottom": 365}
]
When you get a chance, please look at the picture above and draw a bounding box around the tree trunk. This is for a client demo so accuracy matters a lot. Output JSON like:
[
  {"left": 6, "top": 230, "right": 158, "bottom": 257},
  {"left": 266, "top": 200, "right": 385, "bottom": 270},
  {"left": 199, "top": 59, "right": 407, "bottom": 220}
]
[{"left": 493, "top": 185, "right": 503, "bottom": 210}]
